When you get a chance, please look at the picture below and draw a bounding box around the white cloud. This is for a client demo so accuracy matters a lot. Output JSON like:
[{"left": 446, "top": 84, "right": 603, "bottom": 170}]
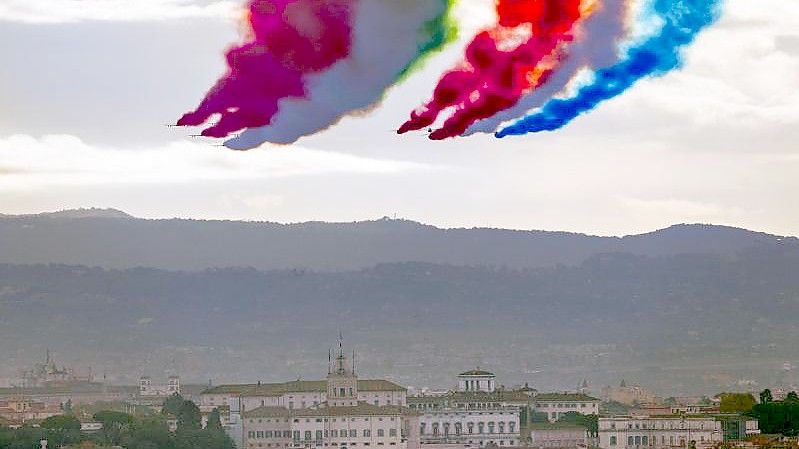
[
  {"left": 0, "top": 134, "right": 432, "bottom": 190},
  {"left": 617, "top": 0, "right": 799, "bottom": 127},
  {"left": 0, "top": 0, "right": 240, "bottom": 23}
]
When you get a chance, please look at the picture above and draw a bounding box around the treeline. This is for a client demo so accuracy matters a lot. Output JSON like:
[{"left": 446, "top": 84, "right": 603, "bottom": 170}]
[
  {"left": 0, "top": 395, "right": 234, "bottom": 449},
  {"left": 751, "top": 390, "right": 799, "bottom": 436}
]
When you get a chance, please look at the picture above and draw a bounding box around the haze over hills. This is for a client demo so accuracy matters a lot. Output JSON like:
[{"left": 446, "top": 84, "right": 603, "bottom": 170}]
[
  {"left": 0, "top": 208, "right": 793, "bottom": 272},
  {"left": 1, "top": 209, "right": 799, "bottom": 396}
]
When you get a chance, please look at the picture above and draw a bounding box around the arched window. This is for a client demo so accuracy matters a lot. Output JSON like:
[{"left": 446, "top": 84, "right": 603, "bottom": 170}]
[
  {"left": 478, "top": 422, "right": 485, "bottom": 434},
  {"left": 498, "top": 422, "right": 505, "bottom": 434},
  {"left": 509, "top": 422, "right": 515, "bottom": 433},
  {"left": 467, "top": 423, "right": 474, "bottom": 434},
  {"left": 420, "top": 423, "right": 426, "bottom": 435},
  {"left": 433, "top": 423, "right": 440, "bottom": 436},
  {"left": 444, "top": 423, "right": 450, "bottom": 437},
  {"left": 455, "top": 423, "right": 463, "bottom": 436}
]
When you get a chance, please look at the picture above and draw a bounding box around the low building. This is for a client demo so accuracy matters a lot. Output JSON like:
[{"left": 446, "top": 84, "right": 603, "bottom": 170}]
[
  {"left": 0, "top": 398, "right": 62, "bottom": 423},
  {"left": 529, "top": 423, "right": 589, "bottom": 448},
  {"left": 601, "top": 382, "right": 660, "bottom": 407},
  {"left": 597, "top": 414, "right": 758, "bottom": 449},
  {"left": 533, "top": 394, "right": 600, "bottom": 423}
]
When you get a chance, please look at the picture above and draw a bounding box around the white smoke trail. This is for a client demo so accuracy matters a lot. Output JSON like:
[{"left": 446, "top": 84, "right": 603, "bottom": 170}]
[
  {"left": 225, "top": 0, "right": 453, "bottom": 150},
  {"left": 463, "top": 0, "right": 632, "bottom": 136}
]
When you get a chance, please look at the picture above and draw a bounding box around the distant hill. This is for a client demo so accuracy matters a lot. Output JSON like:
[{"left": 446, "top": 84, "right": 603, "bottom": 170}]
[
  {"left": 0, "top": 209, "right": 792, "bottom": 271},
  {"left": 1, "top": 239, "right": 798, "bottom": 394}
]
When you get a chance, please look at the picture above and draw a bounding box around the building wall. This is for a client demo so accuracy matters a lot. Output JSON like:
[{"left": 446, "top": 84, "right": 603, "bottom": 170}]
[
  {"left": 418, "top": 408, "right": 520, "bottom": 447},
  {"left": 243, "top": 413, "right": 408, "bottom": 449},
  {"left": 535, "top": 400, "right": 599, "bottom": 422},
  {"left": 206, "top": 391, "right": 406, "bottom": 412},
  {"left": 529, "top": 427, "right": 588, "bottom": 448},
  {"left": 598, "top": 417, "right": 723, "bottom": 449}
]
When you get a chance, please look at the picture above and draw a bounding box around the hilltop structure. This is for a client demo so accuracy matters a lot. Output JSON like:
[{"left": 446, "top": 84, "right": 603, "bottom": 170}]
[{"left": 20, "top": 351, "right": 95, "bottom": 388}]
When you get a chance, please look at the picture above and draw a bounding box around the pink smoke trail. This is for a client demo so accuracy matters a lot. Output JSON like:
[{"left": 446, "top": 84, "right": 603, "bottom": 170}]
[{"left": 177, "top": 0, "right": 354, "bottom": 138}]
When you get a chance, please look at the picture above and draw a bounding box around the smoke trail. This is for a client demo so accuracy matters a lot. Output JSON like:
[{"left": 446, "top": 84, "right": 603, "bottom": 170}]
[
  {"left": 398, "top": 0, "right": 588, "bottom": 141},
  {"left": 225, "top": 0, "right": 457, "bottom": 149},
  {"left": 177, "top": 0, "right": 354, "bottom": 139},
  {"left": 464, "top": 0, "right": 630, "bottom": 136},
  {"left": 496, "top": 0, "right": 723, "bottom": 138}
]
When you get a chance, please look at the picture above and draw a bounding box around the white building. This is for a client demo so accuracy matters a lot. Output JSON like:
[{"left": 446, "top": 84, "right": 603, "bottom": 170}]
[
  {"left": 457, "top": 370, "right": 497, "bottom": 394},
  {"left": 409, "top": 370, "right": 528, "bottom": 448},
  {"left": 533, "top": 394, "right": 600, "bottom": 423},
  {"left": 598, "top": 416, "right": 730, "bottom": 449},
  {"left": 529, "top": 424, "right": 589, "bottom": 449},
  {"left": 139, "top": 375, "right": 180, "bottom": 397},
  {"left": 217, "top": 342, "right": 419, "bottom": 449}
]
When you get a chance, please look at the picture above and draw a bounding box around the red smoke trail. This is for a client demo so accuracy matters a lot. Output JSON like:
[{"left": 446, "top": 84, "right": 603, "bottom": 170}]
[
  {"left": 178, "top": 0, "right": 354, "bottom": 138},
  {"left": 398, "top": 0, "right": 584, "bottom": 140}
]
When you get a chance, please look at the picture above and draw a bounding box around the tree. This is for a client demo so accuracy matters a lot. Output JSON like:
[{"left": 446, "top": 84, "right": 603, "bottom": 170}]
[
  {"left": 162, "top": 393, "right": 186, "bottom": 417},
  {"left": 718, "top": 393, "right": 756, "bottom": 414},
  {"left": 176, "top": 401, "right": 201, "bottom": 431},
  {"left": 761, "top": 389, "right": 773, "bottom": 404},
  {"left": 40, "top": 415, "right": 81, "bottom": 431},
  {"left": 557, "top": 412, "right": 599, "bottom": 437},
  {"left": 786, "top": 392, "right": 799, "bottom": 403},
  {"left": 93, "top": 410, "right": 134, "bottom": 446},
  {"left": 206, "top": 408, "right": 223, "bottom": 432}
]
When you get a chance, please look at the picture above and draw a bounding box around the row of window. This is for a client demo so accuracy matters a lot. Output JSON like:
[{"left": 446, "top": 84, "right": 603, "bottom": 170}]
[
  {"left": 608, "top": 435, "right": 707, "bottom": 446},
  {"left": 249, "top": 429, "right": 399, "bottom": 441},
  {"left": 420, "top": 421, "right": 516, "bottom": 436},
  {"left": 608, "top": 422, "right": 711, "bottom": 431},
  {"left": 250, "top": 417, "right": 397, "bottom": 425},
  {"left": 538, "top": 403, "right": 592, "bottom": 408},
  {"left": 249, "top": 441, "right": 399, "bottom": 448}
]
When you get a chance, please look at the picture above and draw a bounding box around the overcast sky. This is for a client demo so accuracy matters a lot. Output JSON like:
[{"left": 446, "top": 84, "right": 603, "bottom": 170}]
[{"left": 0, "top": 0, "right": 797, "bottom": 236}]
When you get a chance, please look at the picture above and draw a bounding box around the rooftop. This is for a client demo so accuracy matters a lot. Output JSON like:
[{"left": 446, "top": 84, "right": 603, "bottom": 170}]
[
  {"left": 459, "top": 370, "right": 495, "bottom": 377},
  {"left": 204, "top": 379, "right": 406, "bottom": 396},
  {"left": 534, "top": 393, "right": 599, "bottom": 402},
  {"left": 243, "top": 402, "right": 415, "bottom": 418}
]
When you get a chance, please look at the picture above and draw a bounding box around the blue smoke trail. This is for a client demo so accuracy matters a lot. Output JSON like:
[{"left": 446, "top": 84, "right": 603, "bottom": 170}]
[{"left": 496, "top": 0, "right": 723, "bottom": 138}]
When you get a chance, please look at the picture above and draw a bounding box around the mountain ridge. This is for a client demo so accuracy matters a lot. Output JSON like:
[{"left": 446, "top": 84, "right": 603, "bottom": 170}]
[{"left": 0, "top": 209, "right": 794, "bottom": 272}]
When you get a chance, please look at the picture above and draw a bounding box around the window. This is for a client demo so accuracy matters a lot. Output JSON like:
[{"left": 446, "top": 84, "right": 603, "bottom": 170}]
[
  {"left": 610, "top": 437, "right": 617, "bottom": 446},
  {"left": 378, "top": 429, "right": 385, "bottom": 437},
  {"left": 478, "top": 423, "right": 485, "bottom": 434},
  {"left": 305, "top": 431, "right": 312, "bottom": 441},
  {"left": 350, "top": 430, "right": 357, "bottom": 438},
  {"left": 420, "top": 424, "right": 426, "bottom": 435},
  {"left": 333, "top": 430, "right": 339, "bottom": 437},
  {"left": 389, "top": 429, "right": 397, "bottom": 437},
  {"left": 364, "top": 430, "right": 371, "bottom": 438},
  {"left": 455, "top": 423, "right": 462, "bottom": 436},
  {"left": 642, "top": 437, "right": 648, "bottom": 446},
  {"left": 508, "top": 422, "right": 515, "bottom": 433},
  {"left": 293, "top": 431, "right": 300, "bottom": 442},
  {"left": 635, "top": 436, "right": 641, "bottom": 446},
  {"left": 317, "top": 431, "right": 324, "bottom": 441},
  {"left": 433, "top": 423, "right": 439, "bottom": 436},
  {"left": 628, "top": 436, "right": 634, "bottom": 446}
]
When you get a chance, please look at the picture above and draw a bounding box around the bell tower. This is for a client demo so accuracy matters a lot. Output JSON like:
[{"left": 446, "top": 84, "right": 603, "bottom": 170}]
[{"left": 327, "top": 335, "right": 358, "bottom": 407}]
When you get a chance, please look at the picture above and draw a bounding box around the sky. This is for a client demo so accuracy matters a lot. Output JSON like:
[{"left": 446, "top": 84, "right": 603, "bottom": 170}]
[{"left": 0, "top": 0, "right": 797, "bottom": 236}]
